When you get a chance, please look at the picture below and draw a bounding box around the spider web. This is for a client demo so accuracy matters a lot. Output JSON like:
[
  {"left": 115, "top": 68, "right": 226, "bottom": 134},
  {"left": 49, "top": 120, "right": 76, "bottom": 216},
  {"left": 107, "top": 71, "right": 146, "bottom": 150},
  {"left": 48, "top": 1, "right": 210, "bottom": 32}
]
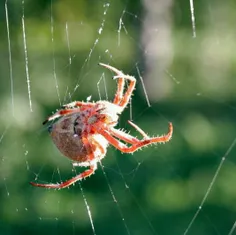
[{"left": 1, "top": 0, "right": 236, "bottom": 234}]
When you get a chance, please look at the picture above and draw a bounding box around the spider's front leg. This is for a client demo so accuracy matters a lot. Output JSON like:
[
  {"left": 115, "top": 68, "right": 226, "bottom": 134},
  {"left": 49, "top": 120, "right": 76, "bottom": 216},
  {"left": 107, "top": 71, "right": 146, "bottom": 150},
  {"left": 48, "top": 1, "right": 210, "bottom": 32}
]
[
  {"left": 42, "top": 108, "right": 80, "bottom": 125},
  {"left": 99, "top": 63, "right": 136, "bottom": 110},
  {"left": 99, "top": 63, "right": 125, "bottom": 105},
  {"left": 43, "top": 102, "right": 95, "bottom": 125},
  {"left": 62, "top": 101, "right": 94, "bottom": 109}
]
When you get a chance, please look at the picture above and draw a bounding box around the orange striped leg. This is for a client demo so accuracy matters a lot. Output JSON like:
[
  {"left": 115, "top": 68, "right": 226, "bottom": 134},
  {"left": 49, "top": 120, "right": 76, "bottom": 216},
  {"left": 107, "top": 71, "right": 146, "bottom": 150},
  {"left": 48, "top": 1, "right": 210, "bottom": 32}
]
[
  {"left": 118, "top": 75, "right": 136, "bottom": 109},
  {"left": 62, "top": 101, "right": 94, "bottom": 109},
  {"left": 109, "top": 128, "right": 140, "bottom": 144},
  {"left": 127, "top": 120, "right": 149, "bottom": 139},
  {"left": 43, "top": 102, "right": 95, "bottom": 125},
  {"left": 99, "top": 123, "right": 173, "bottom": 153},
  {"left": 99, "top": 63, "right": 136, "bottom": 109},
  {"left": 43, "top": 108, "right": 81, "bottom": 125},
  {"left": 113, "top": 77, "right": 125, "bottom": 104},
  {"left": 30, "top": 165, "right": 97, "bottom": 189},
  {"left": 30, "top": 137, "right": 97, "bottom": 189},
  {"left": 99, "top": 63, "right": 125, "bottom": 105},
  {"left": 109, "top": 120, "right": 156, "bottom": 144}
]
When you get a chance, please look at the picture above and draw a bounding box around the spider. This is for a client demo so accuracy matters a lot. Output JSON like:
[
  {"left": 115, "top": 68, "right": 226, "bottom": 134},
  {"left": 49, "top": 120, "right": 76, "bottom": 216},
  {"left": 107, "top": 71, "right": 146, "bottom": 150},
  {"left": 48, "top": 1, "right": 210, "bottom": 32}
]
[{"left": 30, "top": 63, "right": 173, "bottom": 189}]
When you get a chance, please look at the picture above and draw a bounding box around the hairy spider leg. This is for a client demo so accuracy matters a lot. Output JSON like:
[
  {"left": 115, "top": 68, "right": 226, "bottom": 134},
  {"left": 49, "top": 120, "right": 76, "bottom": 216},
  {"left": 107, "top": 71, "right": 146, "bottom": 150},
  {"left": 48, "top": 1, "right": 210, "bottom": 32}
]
[
  {"left": 43, "top": 108, "right": 81, "bottom": 125},
  {"left": 44, "top": 63, "right": 135, "bottom": 125},
  {"left": 109, "top": 120, "right": 157, "bottom": 144},
  {"left": 109, "top": 128, "right": 140, "bottom": 144},
  {"left": 62, "top": 101, "right": 94, "bottom": 109},
  {"left": 30, "top": 165, "right": 97, "bottom": 189},
  {"left": 117, "top": 74, "right": 136, "bottom": 109},
  {"left": 98, "top": 122, "right": 173, "bottom": 153},
  {"left": 127, "top": 120, "right": 149, "bottom": 139},
  {"left": 99, "top": 63, "right": 136, "bottom": 110},
  {"left": 43, "top": 103, "right": 95, "bottom": 125},
  {"left": 30, "top": 137, "right": 98, "bottom": 189},
  {"left": 113, "top": 76, "right": 125, "bottom": 105},
  {"left": 99, "top": 63, "right": 125, "bottom": 105}
]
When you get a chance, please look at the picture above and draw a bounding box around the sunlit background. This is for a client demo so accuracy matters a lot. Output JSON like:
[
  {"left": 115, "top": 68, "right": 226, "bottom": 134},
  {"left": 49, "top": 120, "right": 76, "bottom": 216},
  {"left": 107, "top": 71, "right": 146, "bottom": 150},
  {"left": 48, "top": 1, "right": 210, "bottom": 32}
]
[{"left": 1, "top": 0, "right": 236, "bottom": 234}]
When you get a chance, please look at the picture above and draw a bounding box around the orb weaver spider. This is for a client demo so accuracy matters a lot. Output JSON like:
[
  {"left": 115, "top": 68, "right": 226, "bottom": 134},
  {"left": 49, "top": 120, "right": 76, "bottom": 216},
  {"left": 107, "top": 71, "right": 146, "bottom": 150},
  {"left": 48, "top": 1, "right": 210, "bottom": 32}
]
[{"left": 30, "top": 63, "right": 173, "bottom": 189}]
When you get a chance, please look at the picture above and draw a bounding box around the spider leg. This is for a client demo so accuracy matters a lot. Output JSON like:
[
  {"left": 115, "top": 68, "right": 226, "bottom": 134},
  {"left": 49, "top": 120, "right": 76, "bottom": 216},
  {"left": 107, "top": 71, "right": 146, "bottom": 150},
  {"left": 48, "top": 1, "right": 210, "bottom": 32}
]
[
  {"left": 127, "top": 120, "right": 149, "bottom": 139},
  {"left": 30, "top": 164, "right": 97, "bottom": 189},
  {"left": 99, "top": 122, "right": 173, "bottom": 153},
  {"left": 113, "top": 77, "right": 125, "bottom": 105},
  {"left": 109, "top": 120, "right": 153, "bottom": 144},
  {"left": 99, "top": 63, "right": 125, "bottom": 105},
  {"left": 43, "top": 108, "right": 80, "bottom": 125},
  {"left": 44, "top": 102, "right": 95, "bottom": 125},
  {"left": 99, "top": 63, "right": 136, "bottom": 110},
  {"left": 109, "top": 128, "right": 140, "bottom": 144},
  {"left": 31, "top": 136, "right": 98, "bottom": 189},
  {"left": 62, "top": 101, "right": 94, "bottom": 109},
  {"left": 117, "top": 74, "right": 136, "bottom": 109}
]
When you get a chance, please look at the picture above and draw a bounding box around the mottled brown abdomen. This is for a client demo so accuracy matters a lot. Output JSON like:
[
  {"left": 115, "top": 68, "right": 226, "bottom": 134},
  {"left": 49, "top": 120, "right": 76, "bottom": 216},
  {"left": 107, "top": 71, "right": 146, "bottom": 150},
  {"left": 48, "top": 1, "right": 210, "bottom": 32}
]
[{"left": 49, "top": 114, "right": 109, "bottom": 164}]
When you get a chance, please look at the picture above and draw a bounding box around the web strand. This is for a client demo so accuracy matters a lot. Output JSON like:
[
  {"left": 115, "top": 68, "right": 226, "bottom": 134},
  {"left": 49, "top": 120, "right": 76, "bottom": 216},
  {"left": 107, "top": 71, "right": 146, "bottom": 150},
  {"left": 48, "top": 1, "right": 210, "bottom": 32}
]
[
  {"left": 99, "top": 161, "right": 131, "bottom": 235},
  {"left": 22, "top": 0, "right": 33, "bottom": 112},
  {"left": 65, "top": 22, "right": 72, "bottom": 66},
  {"left": 5, "top": 0, "right": 14, "bottom": 116},
  {"left": 117, "top": 10, "right": 126, "bottom": 47},
  {"left": 115, "top": 160, "right": 159, "bottom": 235},
  {"left": 183, "top": 137, "right": 236, "bottom": 235},
  {"left": 50, "top": 0, "right": 61, "bottom": 106},
  {"left": 228, "top": 221, "right": 236, "bottom": 235},
  {"left": 136, "top": 64, "right": 151, "bottom": 107},
  {"left": 189, "top": 0, "right": 196, "bottom": 38},
  {"left": 84, "top": 3, "right": 110, "bottom": 65},
  {"left": 79, "top": 182, "right": 96, "bottom": 235}
]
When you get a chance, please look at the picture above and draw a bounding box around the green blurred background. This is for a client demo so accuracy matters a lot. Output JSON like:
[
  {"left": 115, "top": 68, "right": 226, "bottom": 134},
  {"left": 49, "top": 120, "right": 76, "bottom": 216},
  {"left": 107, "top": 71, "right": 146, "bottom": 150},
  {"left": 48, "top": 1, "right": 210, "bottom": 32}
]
[{"left": 1, "top": 0, "right": 236, "bottom": 234}]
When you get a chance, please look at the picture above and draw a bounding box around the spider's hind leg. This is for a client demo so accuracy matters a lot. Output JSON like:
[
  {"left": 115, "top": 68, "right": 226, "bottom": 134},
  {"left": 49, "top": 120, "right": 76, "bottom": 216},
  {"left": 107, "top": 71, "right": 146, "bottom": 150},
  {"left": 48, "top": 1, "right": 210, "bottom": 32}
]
[{"left": 30, "top": 164, "right": 97, "bottom": 189}]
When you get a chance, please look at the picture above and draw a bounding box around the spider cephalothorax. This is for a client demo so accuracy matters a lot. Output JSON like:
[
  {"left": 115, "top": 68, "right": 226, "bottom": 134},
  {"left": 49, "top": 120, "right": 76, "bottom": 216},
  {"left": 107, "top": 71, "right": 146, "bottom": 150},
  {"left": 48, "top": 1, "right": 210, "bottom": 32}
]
[{"left": 31, "top": 63, "right": 173, "bottom": 189}]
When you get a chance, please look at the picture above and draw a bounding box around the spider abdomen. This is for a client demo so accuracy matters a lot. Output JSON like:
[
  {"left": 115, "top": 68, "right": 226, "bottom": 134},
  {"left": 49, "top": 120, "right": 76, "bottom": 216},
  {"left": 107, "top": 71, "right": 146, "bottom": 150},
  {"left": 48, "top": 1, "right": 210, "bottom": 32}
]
[{"left": 49, "top": 113, "right": 108, "bottom": 165}]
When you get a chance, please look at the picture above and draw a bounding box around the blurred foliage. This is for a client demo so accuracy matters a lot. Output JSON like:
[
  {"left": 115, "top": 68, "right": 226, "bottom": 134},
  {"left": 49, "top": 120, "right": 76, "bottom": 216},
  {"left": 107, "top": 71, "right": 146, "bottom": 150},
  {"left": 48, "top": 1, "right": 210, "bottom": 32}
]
[{"left": 0, "top": 0, "right": 236, "bottom": 235}]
